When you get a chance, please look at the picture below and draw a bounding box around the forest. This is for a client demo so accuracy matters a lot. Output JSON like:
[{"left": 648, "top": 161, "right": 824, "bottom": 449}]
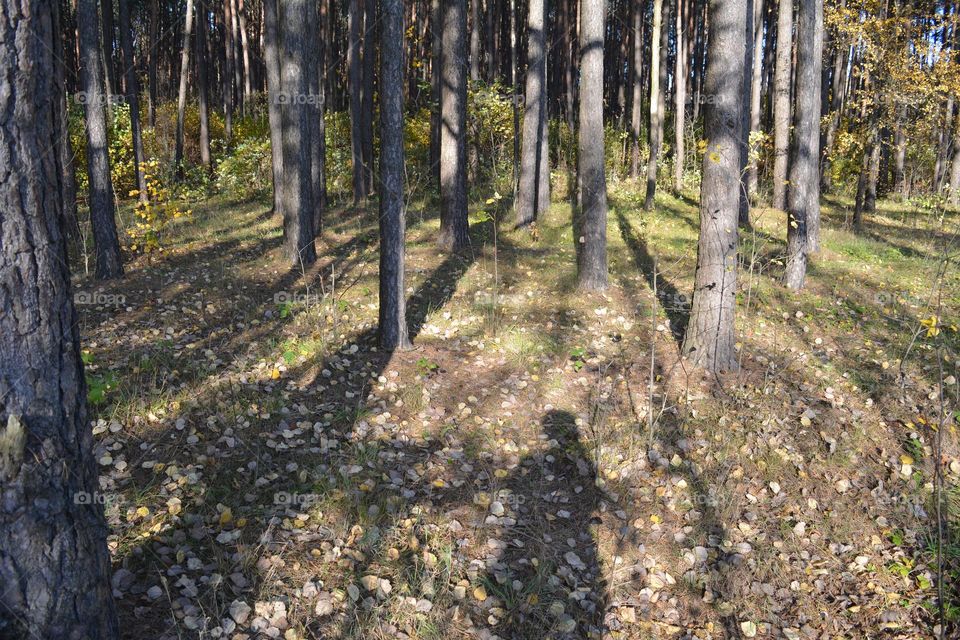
[{"left": 2, "top": 0, "right": 960, "bottom": 637}]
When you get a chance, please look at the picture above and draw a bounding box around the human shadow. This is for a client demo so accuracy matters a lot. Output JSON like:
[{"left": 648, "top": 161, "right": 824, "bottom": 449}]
[{"left": 476, "top": 410, "right": 610, "bottom": 639}]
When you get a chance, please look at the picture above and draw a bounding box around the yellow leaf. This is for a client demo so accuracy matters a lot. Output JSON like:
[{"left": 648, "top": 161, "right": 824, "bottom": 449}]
[
  {"left": 271, "top": 368, "right": 281, "bottom": 379},
  {"left": 473, "top": 586, "right": 488, "bottom": 601},
  {"left": 219, "top": 508, "right": 233, "bottom": 526}
]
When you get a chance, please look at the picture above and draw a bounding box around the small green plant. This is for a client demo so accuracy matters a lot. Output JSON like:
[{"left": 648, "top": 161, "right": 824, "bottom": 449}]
[
  {"left": 87, "top": 371, "right": 118, "bottom": 406},
  {"left": 416, "top": 357, "right": 439, "bottom": 376},
  {"left": 570, "top": 347, "right": 587, "bottom": 372}
]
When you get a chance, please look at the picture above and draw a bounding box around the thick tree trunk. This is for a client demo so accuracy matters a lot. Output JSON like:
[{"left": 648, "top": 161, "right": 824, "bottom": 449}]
[
  {"left": 577, "top": 0, "right": 608, "bottom": 290},
  {"left": 379, "top": 0, "right": 412, "bottom": 350},
  {"left": 644, "top": 0, "right": 664, "bottom": 210},
  {"left": 348, "top": 0, "right": 367, "bottom": 203},
  {"left": 438, "top": 0, "right": 470, "bottom": 251},
  {"left": 0, "top": 0, "right": 119, "bottom": 635},
  {"left": 280, "top": 0, "right": 317, "bottom": 265},
  {"left": 783, "top": 0, "right": 822, "bottom": 289},
  {"left": 264, "top": 0, "right": 284, "bottom": 215},
  {"left": 79, "top": 0, "right": 123, "bottom": 278},
  {"left": 309, "top": 0, "right": 328, "bottom": 223},
  {"left": 196, "top": 2, "right": 212, "bottom": 171},
  {"left": 682, "top": 0, "right": 746, "bottom": 372},
  {"left": 516, "top": 0, "right": 550, "bottom": 226},
  {"left": 771, "top": 0, "right": 792, "bottom": 210},
  {"left": 173, "top": 0, "right": 194, "bottom": 176},
  {"left": 674, "top": 0, "right": 688, "bottom": 192}
]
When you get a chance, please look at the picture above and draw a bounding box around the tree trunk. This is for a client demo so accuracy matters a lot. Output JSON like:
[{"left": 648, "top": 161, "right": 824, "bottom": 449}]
[
  {"left": 745, "top": 0, "right": 764, "bottom": 197},
  {"left": 438, "top": 0, "right": 470, "bottom": 251},
  {"left": 644, "top": 0, "right": 664, "bottom": 210},
  {"left": 630, "top": 0, "right": 645, "bottom": 178},
  {"left": 118, "top": 0, "right": 147, "bottom": 200},
  {"left": 516, "top": 0, "right": 550, "bottom": 226},
  {"left": 771, "top": 0, "right": 792, "bottom": 210},
  {"left": 577, "top": 0, "right": 608, "bottom": 290},
  {"left": 348, "top": 0, "right": 367, "bottom": 203},
  {"left": 196, "top": 1, "right": 212, "bottom": 171},
  {"left": 0, "top": 0, "right": 120, "bottom": 635},
  {"left": 674, "top": 0, "right": 687, "bottom": 192},
  {"left": 173, "top": 0, "right": 194, "bottom": 176},
  {"left": 470, "top": 0, "right": 481, "bottom": 81},
  {"left": 79, "top": 0, "right": 123, "bottom": 278},
  {"left": 379, "top": 0, "right": 412, "bottom": 350},
  {"left": 148, "top": 0, "right": 158, "bottom": 125},
  {"left": 264, "top": 0, "right": 284, "bottom": 215},
  {"left": 223, "top": 0, "right": 234, "bottom": 142},
  {"left": 783, "top": 0, "right": 822, "bottom": 289},
  {"left": 361, "top": 0, "right": 376, "bottom": 195},
  {"left": 238, "top": 0, "right": 252, "bottom": 106},
  {"left": 949, "top": 114, "right": 960, "bottom": 206},
  {"left": 100, "top": 0, "right": 116, "bottom": 99},
  {"left": 430, "top": 0, "right": 442, "bottom": 185},
  {"left": 230, "top": 0, "right": 243, "bottom": 114},
  {"left": 310, "top": 0, "right": 328, "bottom": 223},
  {"left": 55, "top": 0, "right": 80, "bottom": 241},
  {"left": 820, "top": 43, "right": 848, "bottom": 192},
  {"left": 682, "top": 0, "right": 746, "bottom": 372},
  {"left": 279, "top": 0, "right": 317, "bottom": 266}
]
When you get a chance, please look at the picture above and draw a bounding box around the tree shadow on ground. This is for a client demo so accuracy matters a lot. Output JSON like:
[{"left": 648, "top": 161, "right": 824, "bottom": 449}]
[{"left": 615, "top": 210, "right": 689, "bottom": 345}]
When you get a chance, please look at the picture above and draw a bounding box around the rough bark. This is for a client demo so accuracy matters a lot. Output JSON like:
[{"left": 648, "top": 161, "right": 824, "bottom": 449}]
[
  {"left": 644, "top": 0, "right": 664, "bottom": 210},
  {"left": 438, "top": 0, "right": 470, "bottom": 252},
  {"left": 264, "top": 0, "right": 284, "bottom": 215},
  {"left": 783, "top": 0, "right": 822, "bottom": 289},
  {"left": 0, "top": 0, "right": 119, "bottom": 635},
  {"left": 682, "top": 0, "right": 746, "bottom": 372},
  {"left": 173, "top": 0, "right": 194, "bottom": 175},
  {"left": 379, "top": 0, "right": 412, "bottom": 350},
  {"left": 79, "top": 0, "right": 123, "bottom": 279},
  {"left": 516, "top": 0, "right": 550, "bottom": 227},
  {"left": 771, "top": 0, "right": 792, "bottom": 210},
  {"left": 577, "top": 0, "right": 608, "bottom": 290},
  {"left": 280, "top": 0, "right": 317, "bottom": 265}
]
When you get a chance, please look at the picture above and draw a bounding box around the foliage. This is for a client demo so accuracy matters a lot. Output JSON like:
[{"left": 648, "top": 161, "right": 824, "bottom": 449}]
[
  {"left": 127, "top": 160, "right": 192, "bottom": 253},
  {"left": 216, "top": 137, "right": 273, "bottom": 201}
]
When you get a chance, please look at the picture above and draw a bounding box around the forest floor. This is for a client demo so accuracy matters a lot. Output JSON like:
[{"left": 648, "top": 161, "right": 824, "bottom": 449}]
[{"left": 73, "top": 185, "right": 960, "bottom": 640}]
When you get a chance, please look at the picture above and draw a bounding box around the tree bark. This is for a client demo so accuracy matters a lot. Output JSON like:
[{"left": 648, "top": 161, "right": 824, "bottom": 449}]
[
  {"left": 118, "top": 0, "right": 147, "bottom": 200},
  {"left": 195, "top": 1, "right": 212, "bottom": 171},
  {"left": 577, "top": 0, "right": 608, "bottom": 290},
  {"left": 644, "top": 0, "right": 665, "bottom": 210},
  {"left": 0, "top": 0, "right": 120, "bottom": 635},
  {"left": 148, "top": 0, "right": 158, "bottom": 125},
  {"left": 173, "top": 0, "right": 194, "bottom": 176},
  {"left": 771, "top": 0, "right": 792, "bottom": 210},
  {"left": 745, "top": 0, "right": 764, "bottom": 197},
  {"left": 55, "top": 0, "right": 80, "bottom": 241},
  {"left": 682, "top": 0, "right": 746, "bottom": 372},
  {"left": 516, "top": 0, "right": 550, "bottom": 226},
  {"left": 630, "top": 0, "right": 645, "bottom": 178},
  {"left": 280, "top": 0, "right": 317, "bottom": 265},
  {"left": 79, "top": 0, "right": 123, "bottom": 279},
  {"left": 379, "top": 0, "right": 412, "bottom": 350},
  {"left": 674, "top": 0, "right": 688, "bottom": 192},
  {"left": 309, "top": 0, "right": 328, "bottom": 224},
  {"left": 348, "top": 0, "right": 367, "bottom": 203},
  {"left": 238, "top": 0, "right": 252, "bottom": 106},
  {"left": 783, "top": 0, "right": 822, "bottom": 289},
  {"left": 438, "top": 0, "right": 470, "bottom": 251},
  {"left": 470, "top": 0, "right": 481, "bottom": 81},
  {"left": 100, "top": 0, "right": 116, "bottom": 99},
  {"left": 264, "top": 0, "right": 284, "bottom": 215},
  {"left": 361, "top": 0, "right": 376, "bottom": 193}
]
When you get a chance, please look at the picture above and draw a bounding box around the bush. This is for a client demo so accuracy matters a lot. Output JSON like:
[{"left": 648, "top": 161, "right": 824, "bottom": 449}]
[{"left": 216, "top": 137, "right": 273, "bottom": 201}]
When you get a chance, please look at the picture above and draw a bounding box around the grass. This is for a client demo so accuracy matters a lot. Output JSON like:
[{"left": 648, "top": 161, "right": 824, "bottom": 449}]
[{"left": 72, "top": 181, "right": 960, "bottom": 639}]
